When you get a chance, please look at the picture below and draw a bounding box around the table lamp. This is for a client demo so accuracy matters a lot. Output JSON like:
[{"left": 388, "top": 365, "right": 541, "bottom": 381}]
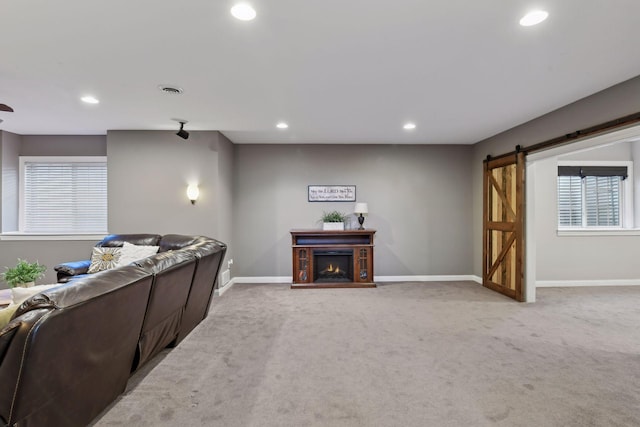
[{"left": 354, "top": 202, "right": 369, "bottom": 230}]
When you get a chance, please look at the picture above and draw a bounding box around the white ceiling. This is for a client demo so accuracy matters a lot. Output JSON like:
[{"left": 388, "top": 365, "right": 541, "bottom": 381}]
[{"left": 1, "top": 0, "right": 639, "bottom": 144}]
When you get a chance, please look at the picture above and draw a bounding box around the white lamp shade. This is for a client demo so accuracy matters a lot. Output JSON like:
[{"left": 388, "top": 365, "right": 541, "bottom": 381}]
[
  {"left": 187, "top": 184, "right": 200, "bottom": 202},
  {"left": 354, "top": 202, "right": 368, "bottom": 215}
]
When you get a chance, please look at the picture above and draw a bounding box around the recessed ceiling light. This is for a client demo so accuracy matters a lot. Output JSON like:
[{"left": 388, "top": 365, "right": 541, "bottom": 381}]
[
  {"left": 276, "top": 122, "right": 289, "bottom": 129},
  {"left": 519, "top": 10, "right": 548, "bottom": 26},
  {"left": 81, "top": 95, "right": 99, "bottom": 104},
  {"left": 403, "top": 123, "right": 416, "bottom": 130},
  {"left": 231, "top": 3, "right": 256, "bottom": 21}
]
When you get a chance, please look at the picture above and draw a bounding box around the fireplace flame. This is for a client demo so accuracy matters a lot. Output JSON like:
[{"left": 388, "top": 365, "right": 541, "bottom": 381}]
[
  {"left": 321, "top": 264, "right": 342, "bottom": 275},
  {"left": 324, "top": 264, "right": 341, "bottom": 274}
]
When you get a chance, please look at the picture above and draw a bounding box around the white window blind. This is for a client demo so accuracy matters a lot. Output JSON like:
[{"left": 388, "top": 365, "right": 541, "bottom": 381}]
[
  {"left": 557, "top": 165, "right": 624, "bottom": 228},
  {"left": 557, "top": 176, "right": 583, "bottom": 227},
  {"left": 21, "top": 157, "right": 107, "bottom": 233},
  {"left": 585, "top": 176, "right": 620, "bottom": 226}
]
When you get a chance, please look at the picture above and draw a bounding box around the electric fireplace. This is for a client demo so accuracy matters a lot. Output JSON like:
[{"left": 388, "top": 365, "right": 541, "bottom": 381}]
[{"left": 291, "top": 229, "right": 376, "bottom": 289}]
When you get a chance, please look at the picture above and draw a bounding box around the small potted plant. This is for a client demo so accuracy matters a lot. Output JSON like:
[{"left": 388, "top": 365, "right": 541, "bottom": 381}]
[
  {"left": 2, "top": 259, "right": 47, "bottom": 288},
  {"left": 321, "top": 210, "right": 347, "bottom": 230}
]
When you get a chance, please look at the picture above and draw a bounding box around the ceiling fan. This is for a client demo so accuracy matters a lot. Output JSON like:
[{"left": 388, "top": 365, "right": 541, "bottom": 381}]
[{"left": 0, "top": 103, "right": 14, "bottom": 112}]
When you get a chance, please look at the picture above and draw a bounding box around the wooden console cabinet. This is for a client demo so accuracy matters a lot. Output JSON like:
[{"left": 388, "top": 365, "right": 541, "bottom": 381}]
[{"left": 291, "top": 229, "right": 376, "bottom": 289}]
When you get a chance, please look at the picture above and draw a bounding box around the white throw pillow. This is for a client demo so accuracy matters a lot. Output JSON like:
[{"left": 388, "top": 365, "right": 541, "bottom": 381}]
[
  {"left": 0, "top": 284, "right": 58, "bottom": 329},
  {"left": 117, "top": 242, "right": 159, "bottom": 267},
  {"left": 88, "top": 247, "right": 122, "bottom": 274},
  {"left": 0, "top": 303, "right": 21, "bottom": 329},
  {"left": 11, "top": 284, "right": 60, "bottom": 305}
]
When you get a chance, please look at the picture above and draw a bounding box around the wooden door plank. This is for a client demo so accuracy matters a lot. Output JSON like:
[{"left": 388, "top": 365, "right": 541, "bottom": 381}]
[
  {"left": 487, "top": 231, "right": 516, "bottom": 280},
  {"left": 483, "top": 161, "right": 489, "bottom": 283},
  {"left": 514, "top": 152, "right": 525, "bottom": 301},
  {"left": 488, "top": 173, "right": 516, "bottom": 221},
  {"left": 486, "top": 221, "right": 516, "bottom": 231}
]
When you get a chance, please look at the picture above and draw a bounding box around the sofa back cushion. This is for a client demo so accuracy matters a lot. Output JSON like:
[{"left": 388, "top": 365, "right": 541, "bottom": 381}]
[
  {"left": 158, "top": 234, "right": 200, "bottom": 252},
  {"left": 98, "top": 234, "right": 161, "bottom": 248},
  {"left": 0, "top": 322, "right": 20, "bottom": 364},
  {"left": 132, "top": 251, "right": 197, "bottom": 369},
  {"left": 176, "top": 239, "right": 227, "bottom": 343},
  {"left": 14, "top": 266, "right": 151, "bottom": 315}
]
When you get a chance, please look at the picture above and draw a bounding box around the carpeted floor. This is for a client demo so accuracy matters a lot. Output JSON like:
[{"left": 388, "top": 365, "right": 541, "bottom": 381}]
[{"left": 92, "top": 282, "right": 640, "bottom": 427}]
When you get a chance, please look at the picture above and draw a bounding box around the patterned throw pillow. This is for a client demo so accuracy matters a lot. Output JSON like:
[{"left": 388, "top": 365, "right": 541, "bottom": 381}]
[{"left": 88, "top": 247, "right": 122, "bottom": 273}]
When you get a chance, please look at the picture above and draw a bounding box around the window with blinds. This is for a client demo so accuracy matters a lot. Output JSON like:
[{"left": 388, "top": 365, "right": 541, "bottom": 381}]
[
  {"left": 20, "top": 157, "right": 108, "bottom": 233},
  {"left": 557, "top": 164, "right": 626, "bottom": 228}
]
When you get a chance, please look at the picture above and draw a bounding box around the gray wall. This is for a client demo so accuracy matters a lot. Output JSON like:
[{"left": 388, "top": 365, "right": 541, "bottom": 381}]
[
  {"left": 20, "top": 135, "right": 106, "bottom": 156},
  {"left": 472, "top": 75, "right": 640, "bottom": 280},
  {"left": 560, "top": 141, "right": 632, "bottom": 162},
  {"left": 1, "top": 131, "right": 21, "bottom": 232},
  {"left": 533, "top": 144, "right": 639, "bottom": 281},
  {"left": 106, "top": 130, "right": 233, "bottom": 264},
  {"left": 232, "top": 144, "right": 473, "bottom": 278},
  {"left": 216, "top": 133, "right": 234, "bottom": 269}
]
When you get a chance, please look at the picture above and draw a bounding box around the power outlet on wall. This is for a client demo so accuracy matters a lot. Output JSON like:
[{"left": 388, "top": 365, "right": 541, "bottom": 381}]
[{"left": 227, "top": 259, "right": 234, "bottom": 269}]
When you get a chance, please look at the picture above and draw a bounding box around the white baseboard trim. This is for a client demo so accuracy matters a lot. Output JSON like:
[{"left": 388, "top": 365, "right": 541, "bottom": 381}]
[
  {"left": 375, "top": 275, "right": 482, "bottom": 283},
  {"left": 233, "top": 276, "right": 293, "bottom": 283},
  {"left": 215, "top": 275, "right": 481, "bottom": 295},
  {"left": 537, "top": 279, "right": 640, "bottom": 288},
  {"left": 214, "top": 278, "right": 236, "bottom": 296}
]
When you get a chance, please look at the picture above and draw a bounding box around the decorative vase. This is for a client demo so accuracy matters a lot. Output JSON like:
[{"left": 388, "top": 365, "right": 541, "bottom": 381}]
[{"left": 323, "top": 222, "right": 344, "bottom": 231}]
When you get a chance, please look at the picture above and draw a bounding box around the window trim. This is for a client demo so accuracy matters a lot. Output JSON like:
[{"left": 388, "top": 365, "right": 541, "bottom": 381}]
[
  {"left": 557, "top": 160, "right": 634, "bottom": 231},
  {"left": 18, "top": 156, "right": 108, "bottom": 235},
  {"left": 0, "top": 233, "right": 107, "bottom": 241}
]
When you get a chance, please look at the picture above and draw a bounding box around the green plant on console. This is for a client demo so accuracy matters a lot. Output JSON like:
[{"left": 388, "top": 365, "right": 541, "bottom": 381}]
[
  {"left": 2, "top": 259, "right": 47, "bottom": 288},
  {"left": 321, "top": 210, "right": 347, "bottom": 223}
]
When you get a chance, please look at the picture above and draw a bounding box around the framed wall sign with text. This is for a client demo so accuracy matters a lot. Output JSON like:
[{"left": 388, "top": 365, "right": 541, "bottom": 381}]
[{"left": 308, "top": 185, "right": 356, "bottom": 202}]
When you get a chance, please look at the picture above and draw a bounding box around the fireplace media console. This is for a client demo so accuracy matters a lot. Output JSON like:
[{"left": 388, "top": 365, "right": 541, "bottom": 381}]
[{"left": 291, "top": 229, "right": 376, "bottom": 289}]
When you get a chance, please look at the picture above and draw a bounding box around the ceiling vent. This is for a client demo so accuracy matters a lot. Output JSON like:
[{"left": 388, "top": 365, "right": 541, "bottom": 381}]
[{"left": 158, "top": 85, "right": 183, "bottom": 94}]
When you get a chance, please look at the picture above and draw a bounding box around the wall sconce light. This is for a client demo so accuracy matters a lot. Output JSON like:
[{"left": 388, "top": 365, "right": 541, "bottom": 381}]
[
  {"left": 354, "top": 202, "right": 369, "bottom": 230},
  {"left": 187, "top": 184, "right": 199, "bottom": 205}
]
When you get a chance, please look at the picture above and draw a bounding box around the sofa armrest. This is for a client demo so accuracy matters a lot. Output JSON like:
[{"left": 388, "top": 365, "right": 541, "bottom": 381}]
[{"left": 54, "top": 260, "right": 91, "bottom": 282}]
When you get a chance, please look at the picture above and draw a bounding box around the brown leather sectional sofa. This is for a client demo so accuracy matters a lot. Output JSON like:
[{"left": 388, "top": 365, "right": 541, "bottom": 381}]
[{"left": 0, "top": 234, "right": 226, "bottom": 427}]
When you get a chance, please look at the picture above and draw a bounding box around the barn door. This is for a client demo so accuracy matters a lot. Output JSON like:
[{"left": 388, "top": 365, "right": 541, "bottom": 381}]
[{"left": 483, "top": 152, "right": 525, "bottom": 301}]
